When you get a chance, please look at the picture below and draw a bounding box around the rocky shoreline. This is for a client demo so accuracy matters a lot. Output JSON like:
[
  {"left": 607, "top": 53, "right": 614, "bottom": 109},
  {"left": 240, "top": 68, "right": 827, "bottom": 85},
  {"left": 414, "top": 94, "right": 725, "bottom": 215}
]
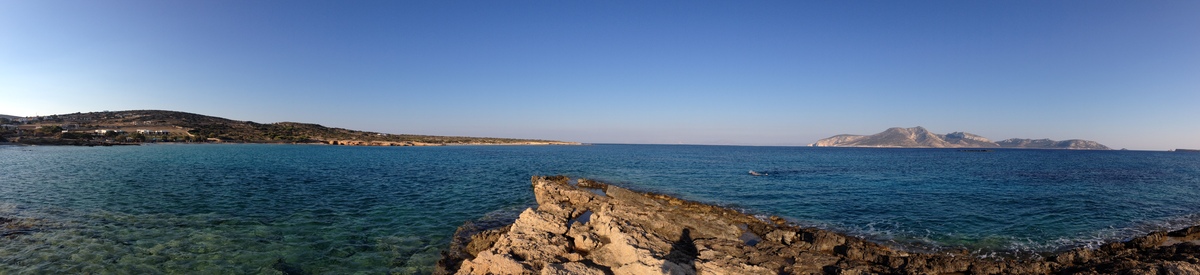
[
  {"left": 4, "top": 137, "right": 141, "bottom": 146},
  {"left": 321, "top": 140, "right": 582, "bottom": 146},
  {"left": 436, "top": 176, "right": 1200, "bottom": 274},
  {"left": 1, "top": 137, "right": 581, "bottom": 147}
]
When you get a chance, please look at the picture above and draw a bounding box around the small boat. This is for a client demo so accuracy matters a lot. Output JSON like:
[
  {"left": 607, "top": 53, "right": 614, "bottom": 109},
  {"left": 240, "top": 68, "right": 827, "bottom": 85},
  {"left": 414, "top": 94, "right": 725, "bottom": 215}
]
[{"left": 749, "top": 170, "right": 766, "bottom": 176}]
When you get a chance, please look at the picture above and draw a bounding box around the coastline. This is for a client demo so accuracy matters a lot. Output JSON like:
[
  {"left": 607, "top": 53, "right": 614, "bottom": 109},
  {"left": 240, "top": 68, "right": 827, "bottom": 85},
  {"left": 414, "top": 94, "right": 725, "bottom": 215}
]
[
  {"left": 437, "top": 176, "right": 1200, "bottom": 274},
  {"left": 1, "top": 137, "right": 582, "bottom": 147},
  {"left": 1, "top": 110, "right": 584, "bottom": 148}
]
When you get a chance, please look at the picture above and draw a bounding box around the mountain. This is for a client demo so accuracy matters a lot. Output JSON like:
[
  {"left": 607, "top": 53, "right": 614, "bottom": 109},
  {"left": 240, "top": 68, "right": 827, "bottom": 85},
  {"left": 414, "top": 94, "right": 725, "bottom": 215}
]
[
  {"left": 3, "top": 110, "right": 578, "bottom": 146},
  {"left": 813, "top": 126, "right": 1110, "bottom": 150}
]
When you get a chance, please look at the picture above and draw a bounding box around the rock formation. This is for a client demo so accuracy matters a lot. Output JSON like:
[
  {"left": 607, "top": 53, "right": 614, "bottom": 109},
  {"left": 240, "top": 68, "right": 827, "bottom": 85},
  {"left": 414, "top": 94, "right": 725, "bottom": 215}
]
[
  {"left": 437, "top": 176, "right": 1200, "bottom": 275},
  {"left": 813, "top": 127, "right": 1110, "bottom": 150}
]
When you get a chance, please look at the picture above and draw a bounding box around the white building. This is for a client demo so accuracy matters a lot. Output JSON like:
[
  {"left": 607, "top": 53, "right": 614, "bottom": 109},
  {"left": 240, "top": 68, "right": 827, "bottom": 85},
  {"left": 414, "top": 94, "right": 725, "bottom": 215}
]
[
  {"left": 95, "top": 129, "right": 126, "bottom": 135},
  {"left": 136, "top": 129, "right": 169, "bottom": 135}
]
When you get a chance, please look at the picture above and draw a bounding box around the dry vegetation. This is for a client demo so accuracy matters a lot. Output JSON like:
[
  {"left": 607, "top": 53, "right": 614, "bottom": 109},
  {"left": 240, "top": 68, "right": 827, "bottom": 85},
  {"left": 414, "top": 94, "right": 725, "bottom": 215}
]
[{"left": 1, "top": 110, "right": 574, "bottom": 145}]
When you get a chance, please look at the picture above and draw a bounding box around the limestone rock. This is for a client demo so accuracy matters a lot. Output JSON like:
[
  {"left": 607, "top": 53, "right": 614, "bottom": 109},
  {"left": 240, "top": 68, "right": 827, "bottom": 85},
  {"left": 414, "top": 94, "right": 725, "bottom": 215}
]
[
  {"left": 540, "top": 262, "right": 606, "bottom": 275},
  {"left": 437, "top": 176, "right": 1200, "bottom": 275}
]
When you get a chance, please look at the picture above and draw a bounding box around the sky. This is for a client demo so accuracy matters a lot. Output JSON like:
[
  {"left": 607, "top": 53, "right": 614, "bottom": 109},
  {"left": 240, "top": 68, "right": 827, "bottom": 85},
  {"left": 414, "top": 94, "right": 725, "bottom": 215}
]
[{"left": 1, "top": 1, "right": 1198, "bottom": 150}]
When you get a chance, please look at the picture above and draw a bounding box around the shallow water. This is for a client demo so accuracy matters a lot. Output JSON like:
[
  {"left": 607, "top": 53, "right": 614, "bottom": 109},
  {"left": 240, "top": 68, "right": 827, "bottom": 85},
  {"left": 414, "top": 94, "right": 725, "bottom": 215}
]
[{"left": 1, "top": 144, "right": 1198, "bottom": 273}]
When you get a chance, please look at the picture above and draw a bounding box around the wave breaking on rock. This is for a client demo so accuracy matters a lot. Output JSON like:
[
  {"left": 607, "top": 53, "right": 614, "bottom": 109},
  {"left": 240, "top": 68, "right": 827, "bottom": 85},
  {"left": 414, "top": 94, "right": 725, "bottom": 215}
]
[{"left": 436, "top": 176, "right": 1200, "bottom": 274}]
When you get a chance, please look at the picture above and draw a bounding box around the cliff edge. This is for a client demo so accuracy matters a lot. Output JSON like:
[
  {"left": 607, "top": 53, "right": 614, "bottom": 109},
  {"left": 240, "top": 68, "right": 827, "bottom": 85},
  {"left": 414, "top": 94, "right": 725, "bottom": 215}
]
[{"left": 436, "top": 176, "right": 1200, "bottom": 274}]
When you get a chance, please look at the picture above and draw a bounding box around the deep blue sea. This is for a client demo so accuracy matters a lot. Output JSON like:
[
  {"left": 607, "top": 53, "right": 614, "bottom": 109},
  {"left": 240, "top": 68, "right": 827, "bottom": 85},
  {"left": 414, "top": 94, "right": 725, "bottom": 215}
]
[{"left": 2, "top": 144, "right": 1199, "bottom": 273}]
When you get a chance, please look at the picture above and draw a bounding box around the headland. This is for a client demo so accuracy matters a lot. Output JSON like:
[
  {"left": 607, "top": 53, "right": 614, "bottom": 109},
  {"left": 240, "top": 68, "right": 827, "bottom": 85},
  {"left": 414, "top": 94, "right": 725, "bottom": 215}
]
[
  {"left": 437, "top": 176, "right": 1200, "bottom": 274},
  {"left": 0, "top": 110, "right": 579, "bottom": 146}
]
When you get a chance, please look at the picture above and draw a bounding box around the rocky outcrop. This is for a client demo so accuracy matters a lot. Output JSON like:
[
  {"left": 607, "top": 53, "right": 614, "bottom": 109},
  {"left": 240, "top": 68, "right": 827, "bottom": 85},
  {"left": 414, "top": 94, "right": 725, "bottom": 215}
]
[
  {"left": 943, "top": 132, "right": 996, "bottom": 147},
  {"left": 814, "top": 127, "right": 1110, "bottom": 149},
  {"left": 811, "top": 135, "right": 870, "bottom": 147},
  {"left": 1053, "top": 227, "right": 1200, "bottom": 274},
  {"left": 437, "top": 176, "right": 1200, "bottom": 275}
]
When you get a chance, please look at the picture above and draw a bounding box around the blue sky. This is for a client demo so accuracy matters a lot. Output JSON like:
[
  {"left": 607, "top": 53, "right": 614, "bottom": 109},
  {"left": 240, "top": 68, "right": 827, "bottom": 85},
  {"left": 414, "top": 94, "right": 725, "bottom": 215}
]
[{"left": 2, "top": 1, "right": 1197, "bottom": 149}]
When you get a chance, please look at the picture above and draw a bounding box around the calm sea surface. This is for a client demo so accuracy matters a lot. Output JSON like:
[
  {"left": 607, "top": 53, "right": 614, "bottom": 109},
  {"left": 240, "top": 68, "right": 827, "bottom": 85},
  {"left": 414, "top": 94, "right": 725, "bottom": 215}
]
[{"left": 2, "top": 144, "right": 1199, "bottom": 273}]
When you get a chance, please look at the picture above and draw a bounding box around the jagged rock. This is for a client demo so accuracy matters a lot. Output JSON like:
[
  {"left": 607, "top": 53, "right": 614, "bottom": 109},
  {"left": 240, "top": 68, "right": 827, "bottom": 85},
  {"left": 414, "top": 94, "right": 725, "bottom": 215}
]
[
  {"left": 438, "top": 176, "right": 1200, "bottom": 275},
  {"left": 1163, "top": 262, "right": 1200, "bottom": 275},
  {"left": 541, "top": 262, "right": 607, "bottom": 275}
]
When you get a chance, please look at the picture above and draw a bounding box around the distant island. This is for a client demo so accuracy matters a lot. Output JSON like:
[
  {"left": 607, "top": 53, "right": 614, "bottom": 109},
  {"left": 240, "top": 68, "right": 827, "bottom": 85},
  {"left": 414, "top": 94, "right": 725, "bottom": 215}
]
[
  {"left": 0, "top": 110, "right": 579, "bottom": 146},
  {"left": 812, "top": 126, "right": 1110, "bottom": 150}
]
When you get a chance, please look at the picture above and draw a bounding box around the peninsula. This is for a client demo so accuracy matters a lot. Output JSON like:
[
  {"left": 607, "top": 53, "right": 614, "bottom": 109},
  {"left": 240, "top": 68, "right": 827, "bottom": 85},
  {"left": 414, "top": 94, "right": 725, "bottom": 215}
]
[
  {"left": 438, "top": 176, "right": 1200, "bottom": 274},
  {"left": 0, "top": 110, "right": 579, "bottom": 146},
  {"left": 812, "top": 127, "right": 1110, "bottom": 150}
]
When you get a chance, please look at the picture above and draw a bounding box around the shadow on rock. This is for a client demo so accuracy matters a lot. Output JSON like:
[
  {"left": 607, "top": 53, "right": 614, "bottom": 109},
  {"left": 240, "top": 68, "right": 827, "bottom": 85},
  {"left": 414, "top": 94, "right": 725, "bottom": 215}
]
[{"left": 665, "top": 228, "right": 698, "bottom": 271}]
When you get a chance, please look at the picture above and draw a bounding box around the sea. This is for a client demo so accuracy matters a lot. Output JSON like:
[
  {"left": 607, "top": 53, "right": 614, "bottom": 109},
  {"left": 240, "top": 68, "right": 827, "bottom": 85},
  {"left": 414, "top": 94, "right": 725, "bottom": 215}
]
[{"left": 1, "top": 144, "right": 1198, "bottom": 274}]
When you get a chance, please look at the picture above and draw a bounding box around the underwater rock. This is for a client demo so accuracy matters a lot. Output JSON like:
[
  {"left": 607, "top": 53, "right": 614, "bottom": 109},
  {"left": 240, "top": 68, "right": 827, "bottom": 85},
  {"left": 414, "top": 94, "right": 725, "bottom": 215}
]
[
  {"left": 270, "top": 258, "right": 307, "bottom": 275},
  {"left": 437, "top": 176, "right": 1200, "bottom": 275},
  {"left": 0, "top": 216, "right": 55, "bottom": 239}
]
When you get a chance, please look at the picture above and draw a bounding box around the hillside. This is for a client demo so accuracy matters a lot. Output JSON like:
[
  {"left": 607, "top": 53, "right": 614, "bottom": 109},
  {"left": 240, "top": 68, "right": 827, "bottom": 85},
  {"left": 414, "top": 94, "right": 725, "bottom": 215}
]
[
  {"left": 813, "top": 126, "right": 1110, "bottom": 150},
  {"left": 1, "top": 110, "right": 578, "bottom": 146}
]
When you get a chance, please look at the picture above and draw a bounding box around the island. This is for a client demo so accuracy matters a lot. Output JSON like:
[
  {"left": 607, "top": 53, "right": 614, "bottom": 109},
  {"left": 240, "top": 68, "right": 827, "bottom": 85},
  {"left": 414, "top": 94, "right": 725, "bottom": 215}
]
[
  {"left": 0, "top": 110, "right": 579, "bottom": 146},
  {"left": 437, "top": 176, "right": 1200, "bottom": 274},
  {"left": 812, "top": 127, "right": 1110, "bottom": 150}
]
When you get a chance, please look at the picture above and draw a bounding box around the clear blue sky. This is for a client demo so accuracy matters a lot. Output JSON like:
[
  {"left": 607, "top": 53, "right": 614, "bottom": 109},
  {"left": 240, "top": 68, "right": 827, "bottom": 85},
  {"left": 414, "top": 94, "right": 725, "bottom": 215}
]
[{"left": 2, "top": 1, "right": 1198, "bottom": 149}]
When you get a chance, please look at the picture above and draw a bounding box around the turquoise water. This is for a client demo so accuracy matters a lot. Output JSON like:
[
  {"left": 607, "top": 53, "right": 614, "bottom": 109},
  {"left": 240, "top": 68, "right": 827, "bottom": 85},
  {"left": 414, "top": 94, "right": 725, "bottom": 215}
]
[{"left": 1, "top": 144, "right": 1199, "bottom": 273}]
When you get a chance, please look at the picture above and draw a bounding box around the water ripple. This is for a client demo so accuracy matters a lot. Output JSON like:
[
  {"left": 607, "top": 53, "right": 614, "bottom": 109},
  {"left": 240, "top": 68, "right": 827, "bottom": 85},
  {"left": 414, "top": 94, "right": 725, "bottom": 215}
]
[{"left": 1, "top": 145, "right": 1199, "bottom": 272}]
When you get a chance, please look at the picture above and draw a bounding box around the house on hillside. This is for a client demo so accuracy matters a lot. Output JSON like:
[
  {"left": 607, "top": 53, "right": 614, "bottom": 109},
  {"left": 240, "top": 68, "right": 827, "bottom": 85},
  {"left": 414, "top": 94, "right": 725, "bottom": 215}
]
[
  {"left": 136, "top": 129, "right": 169, "bottom": 135},
  {"left": 95, "top": 129, "right": 126, "bottom": 135}
]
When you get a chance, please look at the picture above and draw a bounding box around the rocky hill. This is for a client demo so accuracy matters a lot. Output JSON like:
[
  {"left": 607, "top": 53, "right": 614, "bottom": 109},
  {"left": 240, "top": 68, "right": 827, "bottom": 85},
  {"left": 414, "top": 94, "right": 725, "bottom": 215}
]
[
  {"left": 813, "top": 127, "right": 1109, "bottom": 149},
  {"left": 2, "top": 110, "right": 578, "bottom": 146}
]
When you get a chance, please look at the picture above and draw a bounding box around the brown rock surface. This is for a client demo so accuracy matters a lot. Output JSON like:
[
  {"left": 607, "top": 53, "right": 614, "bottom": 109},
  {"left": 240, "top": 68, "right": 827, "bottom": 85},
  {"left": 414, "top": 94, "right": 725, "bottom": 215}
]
[{"left": 437, "top": 176, "right": 1200, "bottom": 275}]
